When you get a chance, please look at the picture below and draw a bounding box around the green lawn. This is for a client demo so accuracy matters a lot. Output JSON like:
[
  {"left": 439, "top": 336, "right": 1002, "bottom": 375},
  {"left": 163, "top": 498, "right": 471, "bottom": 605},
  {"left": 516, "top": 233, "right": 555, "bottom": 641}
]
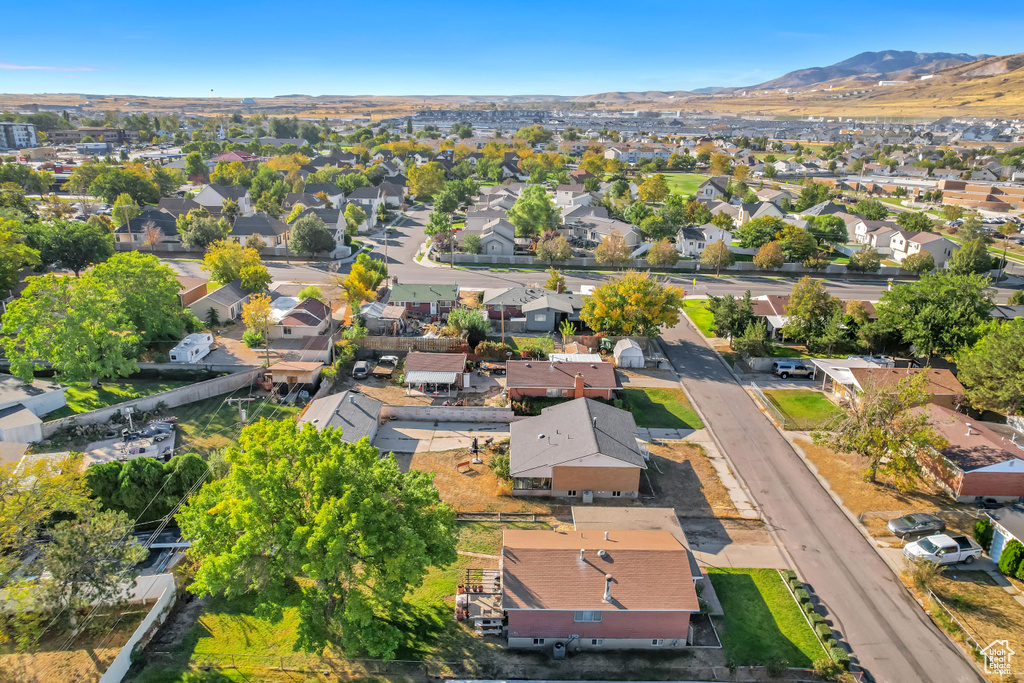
[
  {"left": 708, "top": 568, "right": 825, "bottom": 667},
  {"left": 621, "top": 388, "right": 704, "bottom": 430},
  {"left": 662, "top": 172, "right": 706, "bottom": 196},
  {"left": 46, "top": 380, "right": 193, "bottom": 420},
  {"left": 763, "top": 389, "right": 844, "bottom": 430},
  {"left": 503, "top": 335, "right": 555, "bottom": 356},
  {"left": 172, "top": 389, "right": 302, "bottom": 456},
  {"left": 681, "top": 299, "right": 715, "bottom": 337}
]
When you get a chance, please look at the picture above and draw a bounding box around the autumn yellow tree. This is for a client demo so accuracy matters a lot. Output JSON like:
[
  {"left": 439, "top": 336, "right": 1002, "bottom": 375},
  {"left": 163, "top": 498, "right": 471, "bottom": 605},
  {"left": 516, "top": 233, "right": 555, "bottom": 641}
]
[
  {"left": 638, "top": 174, "right": 670, "bottom": 203},
  {"left": 645, "top": 238, "right": 679, "bottom": 267},
  {"left": 701, "top": 240, "right": 735, "bottom": 275},
  {"left": 710, "top": 153, "right": 731, "bottom": 176},
  {"left": 242, "top": 292, "right": 273, "bottom": 359},
  {"left": 580, "top": 270, "right": 684, "bottom": 336},
  {"left": 408, "top": 162, "right": 446, "bottom": 199},
  {"left": 594, "top": 233, "right": 633, "bottom": 269},
  {"left": 753, "top": 241, "right": 785, "bottom": 270},
  {"left": 202, "top": 240, "right": 262, "bottom": 284},
  {"left": 733, "top": 164, "right": 750, "bottom": 182}
]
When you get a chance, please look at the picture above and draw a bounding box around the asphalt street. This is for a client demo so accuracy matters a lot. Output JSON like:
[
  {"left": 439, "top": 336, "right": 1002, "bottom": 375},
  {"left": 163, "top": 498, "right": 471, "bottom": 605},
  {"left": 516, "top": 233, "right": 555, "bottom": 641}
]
[
  {"left": 165, "top": 204, "right": 1022, "bottom": 301},
  {"left": 660, "top": 320, "right": 983, "bottom": 683}
]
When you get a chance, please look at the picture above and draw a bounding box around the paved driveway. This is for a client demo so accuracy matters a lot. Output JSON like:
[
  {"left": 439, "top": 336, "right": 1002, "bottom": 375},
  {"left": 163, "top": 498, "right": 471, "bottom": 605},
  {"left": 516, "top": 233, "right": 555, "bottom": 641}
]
[
  {"left": 660, "top": 320, "right": 983, "bottom": 683},
  {"left": 373, "top": 421, "right": 509, "bottom": 454}
]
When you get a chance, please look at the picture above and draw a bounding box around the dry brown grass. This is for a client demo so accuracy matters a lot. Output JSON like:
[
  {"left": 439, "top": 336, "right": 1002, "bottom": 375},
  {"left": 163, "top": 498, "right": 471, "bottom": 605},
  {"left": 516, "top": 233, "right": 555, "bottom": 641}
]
[
  {"left": 409, "top": 448, "right": 553, "bottom": 514},
  {"left": 646, "top": 442, "right": 739, "bottom": 518},
  {"left": 0, "top": 609, "right": 146, "bottom": 683}
]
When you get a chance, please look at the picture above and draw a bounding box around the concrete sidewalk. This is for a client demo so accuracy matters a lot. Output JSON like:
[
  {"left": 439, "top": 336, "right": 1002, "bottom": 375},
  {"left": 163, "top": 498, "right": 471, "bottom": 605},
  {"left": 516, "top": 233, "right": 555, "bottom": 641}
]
[
  {"left": 373, "top": 421, "right": 509, "bottom": 454},
  {"left": 691, "top": 544, "right": 789, "bottom": 570}
]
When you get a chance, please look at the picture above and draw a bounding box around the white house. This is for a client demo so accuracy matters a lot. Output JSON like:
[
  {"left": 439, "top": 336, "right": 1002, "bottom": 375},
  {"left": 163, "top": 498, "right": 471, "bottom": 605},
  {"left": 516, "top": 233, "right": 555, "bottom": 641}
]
[
  {"left": 193, "top": 183, "right": 252, "bottom": 216},
  {"left": 676, "top": 224, "right": 733, "bottom": 258}
]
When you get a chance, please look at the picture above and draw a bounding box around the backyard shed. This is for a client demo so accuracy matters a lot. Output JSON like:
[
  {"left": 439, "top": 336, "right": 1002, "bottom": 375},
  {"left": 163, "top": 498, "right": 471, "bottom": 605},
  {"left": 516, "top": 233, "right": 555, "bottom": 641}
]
[{"left": 613, "top": 339, "right": 644, "bottom": 368}]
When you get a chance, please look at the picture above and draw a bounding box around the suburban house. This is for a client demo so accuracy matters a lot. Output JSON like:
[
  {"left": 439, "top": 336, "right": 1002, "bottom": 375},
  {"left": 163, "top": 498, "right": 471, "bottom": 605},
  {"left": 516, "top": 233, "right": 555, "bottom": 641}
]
[
  {"left": 283, "top": 193, "right": 325, "bottom": 211},
  {"left": 193, "top": 183, "right": 252, "bottom": 216},
  {"left": 847, "top": 367, "right": 963, "bottom": 408},
  {"left": 177, "top": 277, "right": 209, "bottom": 307},
  {"left": 297, "top": 390, "right": 383, "bottom": 444},
  {"left": 696, "top": 176, "right": 730, "bottom": 202},
  {"left": 386, "top": 283, "right": 459, "bottom": 320},
  {"left": 188, "top": 279, "right": 251, "bottom": 322},
  {"left": 889, "top": 231, "right": 959, "bottom": 268},
  {"left": 265, "top": 361, "right": 323, "bottom": 388},
  {"left": 853, "top": 220, "right": 899, "bottom": 251},
  {"left": 465, "top": 208, "right": 509, "bottom": 231},
  {"left": 302, "top": 182, "right": 345, "bottom": 208},
  {"left": 675, "top": 224, "right": 733, "bottom": 258},
  {"left": 568, "top": 215, "right": 641, "bottom": 248},
  {"left": 156, "top": 197, "right": 202, "bottom": 218},
  {"left": 500, "top": 529, "right": 699, "bottom": 649},
  {"left": 482, "top": 287, "right": 583, "bottom": 332},
  {"left": 985, "top": 505, "right": 1024, "bottom": 568},
  {"left": 270, "top": 297, "right": 332, "bottom": 340},
  {"left": 347, "top": 186, "right": 385, "bottom": 228},
  {"left": 231, "top": 213, "right": 290, "bottom": 249},
  {"left": 115, "top": 207, "right": 180, "bottom": 249},
  {"left": 0, "top": 374, "right": 69, "bottom": 443},
  {"left": 458, "top": 218, "right": 516, "bottom": 256},
  {"left": 509, "top": 397, "right": 645, "bottom": 498},
  {"left": 752, "top": 295, "right": 877, "bottom": 338},
  {"left": 404, "top": 352, "right": 470, "bottom": 396},
  {"left": 916, "top": 404, "right": 1024, "bottom": 502},
  {"left": 505, "top": 360, "right": 618, "bottom": 401}
]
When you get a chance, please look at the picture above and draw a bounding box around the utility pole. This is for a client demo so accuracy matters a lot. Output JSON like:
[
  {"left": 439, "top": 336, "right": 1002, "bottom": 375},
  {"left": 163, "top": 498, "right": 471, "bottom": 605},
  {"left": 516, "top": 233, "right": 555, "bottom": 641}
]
[
  {"left": 225, "top": 397, "right": 256, "bottom": 430},
  {"left": 500, "top": 302, "right": 505, "bottom": 345}
]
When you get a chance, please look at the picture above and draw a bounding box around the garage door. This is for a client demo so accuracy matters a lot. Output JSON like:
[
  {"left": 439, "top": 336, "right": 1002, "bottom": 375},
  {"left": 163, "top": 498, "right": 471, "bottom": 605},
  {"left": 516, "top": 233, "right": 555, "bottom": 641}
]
[{"left": 990, "top": 527, "right": 1008, "bottom": 563}]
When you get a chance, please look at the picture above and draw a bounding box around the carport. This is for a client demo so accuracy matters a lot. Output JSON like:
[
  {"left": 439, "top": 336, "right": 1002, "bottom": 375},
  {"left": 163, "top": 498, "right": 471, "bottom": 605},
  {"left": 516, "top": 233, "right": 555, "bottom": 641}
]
[{"left": 405, "top": 370, "right": 458, "bottom": 397}]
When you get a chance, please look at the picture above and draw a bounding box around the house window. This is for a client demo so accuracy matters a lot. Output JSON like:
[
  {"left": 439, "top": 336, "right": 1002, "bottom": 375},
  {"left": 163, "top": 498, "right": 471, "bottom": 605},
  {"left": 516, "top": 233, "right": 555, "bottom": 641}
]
[
  {"left": 591, "top": 639, "right": 604, "bottom": 646},
  {"left": 652, "top": 639, "right": 665, "bottom": 647},
  {"left": 546, "top": 388, "right": 562, "bottom": 398},
  {"left": 534, "top": 313, "right": 547, "bottom": 322},
  {"left": 565, "top": 490, "right": 577, "bottom": 497},
  {"left": 533, "top": 638, "right": 545, "bottom": 645},
  {"left": 283, "top": 327, "right": 292, "bottom": 335},
  {"left": 574, "top": 610, "right": 603, "bottom": 622},
  {"left": 611, "top": 491, "right": 622, "bottom": 498}
]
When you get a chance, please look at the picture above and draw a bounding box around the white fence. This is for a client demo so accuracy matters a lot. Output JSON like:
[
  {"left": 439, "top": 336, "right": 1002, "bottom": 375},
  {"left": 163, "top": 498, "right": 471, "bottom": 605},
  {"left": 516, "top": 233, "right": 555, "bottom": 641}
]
[
  {"left": 98, "top": 573, "right": 177, "bottom": 683},
  {"left": 41, "top": 369, "right": 260, "bottom": 438}
]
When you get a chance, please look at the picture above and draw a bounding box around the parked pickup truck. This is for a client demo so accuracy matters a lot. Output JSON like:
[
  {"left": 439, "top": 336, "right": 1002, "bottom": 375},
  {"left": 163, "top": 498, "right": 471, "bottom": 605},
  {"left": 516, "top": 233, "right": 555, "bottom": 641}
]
[
  {"left": 903, "top": 534, "right": 983, "bottom": 565},
  {"left": 372, "top": 356, "right": 399, "bottom": 379}
]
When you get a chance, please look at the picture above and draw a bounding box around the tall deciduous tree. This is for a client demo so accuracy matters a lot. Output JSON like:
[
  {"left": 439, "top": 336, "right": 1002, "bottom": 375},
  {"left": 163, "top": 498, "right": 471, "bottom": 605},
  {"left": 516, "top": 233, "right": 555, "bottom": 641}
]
[
  {"left": 507, "top": 185, "right": 560, "bottom": 238},
  {"left": 184, "top": 151, "right": 207, "bottom": 180},
  {"left": 645, "top": 238, "right": 679, "bottom": 267},
  {"left": 534, "top": 234, "right": 571, "bottom": 264},
  {"left": 344, "top": 204, "right": 367, "bottom": 235},
  {"left": 407, "top": 162, "right": 446, "bottom": 198},
  {"left": 753, "top": 241, "right": 784, "bottom": 270},
  {"left": 808, "top": 215, "right": 848, "bottom": 247},
  {"left": 0, "top": 274, "right": 139, "bottom": 385},
  {"left": 177, "top": 420, "right": 458, "bottom": 657},
  {"left": 638, "top": 174, "right": 669, "bottom": 203},
  {"left": 0, "top": 217, "right": 40, "bottom": 291},
  {"left": 38, "top": 219, "right": 114, "bottom": 276},
  {"left": 700, "top": 239, "right": 734, "bottom": 275},
  {"left": 202, "top": 240, "right": 263, "bottom": 284},
  {"left": 290, "top": 215, "right": 336, "bottom": 256},
  {"left": 594, "top": 233, "right": 633, "bottom": 268},
  {"left": 92, "top": 252, "right": 186, "bottom": 343},
  {"left": 177, "top": 210, "right": 231, "bottom": 249},
  {"left": 954, "top": 319, "right": 1024, "bottom": 415},
  {"left": 737, "top": 216, "right": 786, "bottom": 249},
  {"left": 783, "top": 276, "right": 842, "bottom": 342},
  {"left": 946, "top": 238, "right": 992, "bottom": 275},
  {"left": 813, "top": 372, "right": 948, "bottom": 488},
  {"left": 580, "top": 270, "right": 684, "bottom": 336},
  {"left": 708, "top": 291, "right": 754, "bottom": 342}
]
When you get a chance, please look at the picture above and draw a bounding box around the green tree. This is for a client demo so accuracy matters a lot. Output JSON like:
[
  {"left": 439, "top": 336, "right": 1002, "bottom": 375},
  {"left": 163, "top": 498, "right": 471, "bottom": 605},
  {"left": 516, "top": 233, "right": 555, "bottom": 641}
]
[
  {"left": 298, "top": 285, "right": 325, "bottom": 301},
  {"left": 700, "top": 239, "right": 734, "bottom": 275},
  {"left": 433, "top": 187, "right": 459, "bottom": 214},
  {"left": 203, "top": 240, "right": 262, "bottom": 284},
  {"left": 221, "top": 198, "right": 241, "bottom": 222},
  {"left": 544, "top": 267, "right": 566, "bottom": 292},
  {"left": 645, "top": 238, "right": 679, "bottom": 267},
  {"left": 290, "top": 215, "right": 336, "bottom": 256},
  {"left": 795, "top": 181, "right": 830, "bottom": 211},
  {"left": 708, "top": 291, "right": 754, "bottom": 342},
  {"left": 946, "top": 238, "right": 992, "bottom": 275},
  {"left": 848, "top": 247, "right": 882, "bottom": 273},
  {"left": 955, "top": 318, "right": 1024, "bottom": 415},
  {"left": 408, "top": 162, "right": 446, "bottom": 198},
  {"left": 462, "top": 233, "right": 482, "bottom": 254},
  {"left": 778, "top": 225, "right": 817, "bottom": 261},
  {"left": 737, "top": 216, "right": 786, "bottom": 249},
  {"left": 638, "top": 174, "right": 669, "bottom": 203},
  {"left": 580, "top": 270, "right": 684, "bottom": 336},
  {"left": 446, "top": 307, "right": 490, "bottom": 346},
  {"left": 534, "top": 234, "right": 571, "bottom": 264},
  {"left": 92, "top": 252, "right": 186, "bottom": 343},
  {"left": 38, "top": 219, "right": 114, "bottom": 276},
  {"left": 177, "top": 420, "right": 457, "bottom": 657},
  {"left": 185, "top": 151, "right": 207, "bottom": 179},
  {"left": 753, "top": 241, "right": 784, "bottom": 269},
  {"left": 507, "top": 185, "right": 560, "bottom": 238},
  {"left": 110, "top": 193, "right": 140, "bottom": 227},
  {"left": 896, "top": 211, "right": 934, "bottom": 233},
  {"left": 874, "top": 272, "right": 994, "bottom": 358},
  {"left": 150, "top": 165, "right": 186, "bottom": 197},
  {"left": 853, "top": 199, "right": 889, "bottom": 221},
  {"left": 0, "top": 274, "right": 139, "bottom": 385},
  {"left": 901, "top": 252, "right": 935, "bottom": 274},
  {"left": 1008, "top": 290, "right": 1024, "bottom": 306},
  {"left": 177, "top": 210, "right": 232, "bottom": 249},
  {"left": 594, "top": 233, "right": 633, "bottom": 269},
  {"left": 782, "top": 276, "right": 842, "bottom": 342},
  {"left": 0, "top": 217, "right": 40, "bottom": 292},
  {"left": 808, "top": 215, "right": 848, "bottom": 247},
  {"left": 732, "top": 320, "right": 774, "bottom": 357},
  {"left": 344, "top": 204, "right": 367, "bottom": 235},
  {"left": 813, "top": 372, "right": 947, "bottom": 487},
  {"left": 89, "top": 168, "right": 161, "bottom": 205}
]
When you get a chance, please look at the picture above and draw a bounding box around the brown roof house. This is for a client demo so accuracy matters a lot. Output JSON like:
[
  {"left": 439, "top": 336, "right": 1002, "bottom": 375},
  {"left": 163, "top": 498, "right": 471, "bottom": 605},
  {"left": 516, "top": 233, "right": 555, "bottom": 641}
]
[
  {"left": 501, "top": 529, "right": 699, "bottom": 649},
  {"left": 506, "top": 359, "right": 618, "bottom": 401},
  {"left": 270, "top": 297, "right": 331, "bottom": 340},
  {"left": 847, "top": 367, "right": 963, "bottom": 410},
  {"left": 403, "top": 352, "right": 470, "bottom": 397},
  {"left": 915, "top": 404, "right": 1024, "bottom": 502},
  {"left": 509, "top": 397, "right": 646, "bottom": 499}
]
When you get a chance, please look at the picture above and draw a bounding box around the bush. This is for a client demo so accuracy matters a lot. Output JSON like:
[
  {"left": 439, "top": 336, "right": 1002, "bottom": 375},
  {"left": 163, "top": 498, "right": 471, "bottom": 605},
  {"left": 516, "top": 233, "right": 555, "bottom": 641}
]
[
  {"left": 182, "top": 309, "right": 205, "bottom": 333},
  {"left": 830, "top": 647, "right": 850, "bottom": 670},
  {"left": 780, "top": 569, "right": 798, "bottom": 582},
  {"left": 815, "top": 622, "right": 833, "bottom": 639},
  {"left": 489, "top": 453, "right": 510, "bottom": 480},
  {"left": 814, "top": 657, "right": 848, "bottom": 680},
  {"left": 904, "top": 556, "right": 945, "bottom": 592},
  {"left": 519, "top": 344, "right": 548, "bottom": 359},
  {"left": 1017, "top": 560, "right": 1024, "bottom": 583},
  {"left": 998, "top": 539, "right": 1024, "bottom": 577},
  {"left": 795, "top": 588, "right": 810, "bottom": 603},
  {"left": 475, "top": 341, "right": 512, "bottom": 358},
  {"left": 802, "top": 601, "right": 816, "bottom": 615},
  {"left": 973, "top": 518, "right": 993, "bottom": 552},
  {"left": 810, "top": 612, "right": 825, "bottom": 627},
  {"left": 242, "top": 329, "right": 264, "bottom": 348},
  {"left": 764, "top": 654, "right": 788, "bottom": 678}
]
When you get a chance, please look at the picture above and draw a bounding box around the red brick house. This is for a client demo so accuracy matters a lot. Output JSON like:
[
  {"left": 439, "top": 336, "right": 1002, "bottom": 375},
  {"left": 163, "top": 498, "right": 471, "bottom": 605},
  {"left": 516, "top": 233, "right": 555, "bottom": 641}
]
[
  {"left": 501, "top": 529, "right": 699, "bottom": 649},
  {"left": 505, "top": 360, "right": 618, "bottom": 401},
  {"left": 387, "top": 283, "right": 458, "bottom": 320},
  {"left": 916, "top": 404, "right": 1024, "bottom": 502}
]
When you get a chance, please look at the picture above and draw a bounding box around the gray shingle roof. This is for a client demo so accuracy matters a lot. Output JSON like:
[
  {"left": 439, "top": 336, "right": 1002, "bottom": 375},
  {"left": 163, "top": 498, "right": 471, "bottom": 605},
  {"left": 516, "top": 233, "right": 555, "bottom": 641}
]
[
  {"left": 298, "top": 390, "right": 382, "bottom": 444},
  {"left": 203, "top": 279, "right": 249, "bottom": 305},
  {"left": 510, "top": 398, "right": 645, "bottom": 476},
  {"left": 232, "top": 213, "right": 290, "bottom": 237}
]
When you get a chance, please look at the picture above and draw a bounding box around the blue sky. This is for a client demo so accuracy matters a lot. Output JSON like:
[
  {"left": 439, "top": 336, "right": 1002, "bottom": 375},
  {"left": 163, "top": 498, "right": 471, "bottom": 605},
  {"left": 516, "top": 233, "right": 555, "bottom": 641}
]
[{"left": 2, "top": 1, "right": 1022, "bottom": 97}]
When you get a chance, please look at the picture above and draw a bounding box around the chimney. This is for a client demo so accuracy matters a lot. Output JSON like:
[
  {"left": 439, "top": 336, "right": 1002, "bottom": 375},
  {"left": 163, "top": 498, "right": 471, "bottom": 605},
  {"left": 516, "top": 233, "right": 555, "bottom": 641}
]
[
  {"left": 574, "top": 372, "right": 585, "bottom": 399},
  {"left": 603, "top": 574, "right": 613, "bottom": 603}
]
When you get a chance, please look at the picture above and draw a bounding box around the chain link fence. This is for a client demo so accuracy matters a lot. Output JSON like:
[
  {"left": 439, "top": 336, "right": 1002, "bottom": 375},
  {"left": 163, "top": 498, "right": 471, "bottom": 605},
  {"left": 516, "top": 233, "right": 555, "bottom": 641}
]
[{"left": 750, "top": 382, "right": 840, "bottom": 431}]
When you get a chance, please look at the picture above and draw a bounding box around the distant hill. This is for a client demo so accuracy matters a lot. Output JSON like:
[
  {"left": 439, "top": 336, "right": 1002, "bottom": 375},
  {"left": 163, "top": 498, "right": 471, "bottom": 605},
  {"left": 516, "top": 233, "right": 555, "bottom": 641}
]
[
  {"left": 572, "top": 90, "right": 692, "bottom": 103},
  {"left": 748, "top": 50, "right": 990, "bottom": 90}
]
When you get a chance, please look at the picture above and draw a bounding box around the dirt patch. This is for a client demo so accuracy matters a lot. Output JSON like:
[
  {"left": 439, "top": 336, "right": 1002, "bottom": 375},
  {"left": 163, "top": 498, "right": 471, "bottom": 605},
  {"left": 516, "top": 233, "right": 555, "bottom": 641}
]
[
  {"left": 646, "top": 442, "right": 739, "bottom": 518},
  {"left": 409, "top": 448, "right": 552, "bottom": 514},
  {"left": 681, "top": 518, "right": 773, "bottom": 548},
  {"left": 0, "top": 608, "right": 146, "bottom": 683}
]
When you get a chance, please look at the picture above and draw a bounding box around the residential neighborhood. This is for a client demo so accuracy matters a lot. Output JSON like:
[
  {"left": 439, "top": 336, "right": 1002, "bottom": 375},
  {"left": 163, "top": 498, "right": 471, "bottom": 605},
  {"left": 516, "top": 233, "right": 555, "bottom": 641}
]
[{"left": 3, "top": 15, "right": 1024, "bottom": 683}]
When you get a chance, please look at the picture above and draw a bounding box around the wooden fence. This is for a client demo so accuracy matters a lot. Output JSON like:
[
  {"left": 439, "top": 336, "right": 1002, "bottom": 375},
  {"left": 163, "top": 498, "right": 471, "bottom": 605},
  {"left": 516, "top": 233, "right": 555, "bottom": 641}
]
[{"left": 357, "top": 336, "right": 467, "bottom": 352}]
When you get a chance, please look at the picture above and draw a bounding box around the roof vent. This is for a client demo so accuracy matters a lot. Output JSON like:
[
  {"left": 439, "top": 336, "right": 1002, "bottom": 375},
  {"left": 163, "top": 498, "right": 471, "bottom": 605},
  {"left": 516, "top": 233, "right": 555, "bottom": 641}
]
[
  {"left": 966, "top": 422, "right": 973, "bottom": 436},
  {"left": 603, "top": 574, "right": 613, "bottom": 602},
  {"left": 597, "top": 549, "right": 609, "bottom": 559},
  {"left": 538, "top": 433, "right": 545, "bottom": 440},
  {"left": 604, "top": 531, "right": 609, "bottom": 540},
  {"left": 580, "top": 549, "right": 585, "bottom": 560}
]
